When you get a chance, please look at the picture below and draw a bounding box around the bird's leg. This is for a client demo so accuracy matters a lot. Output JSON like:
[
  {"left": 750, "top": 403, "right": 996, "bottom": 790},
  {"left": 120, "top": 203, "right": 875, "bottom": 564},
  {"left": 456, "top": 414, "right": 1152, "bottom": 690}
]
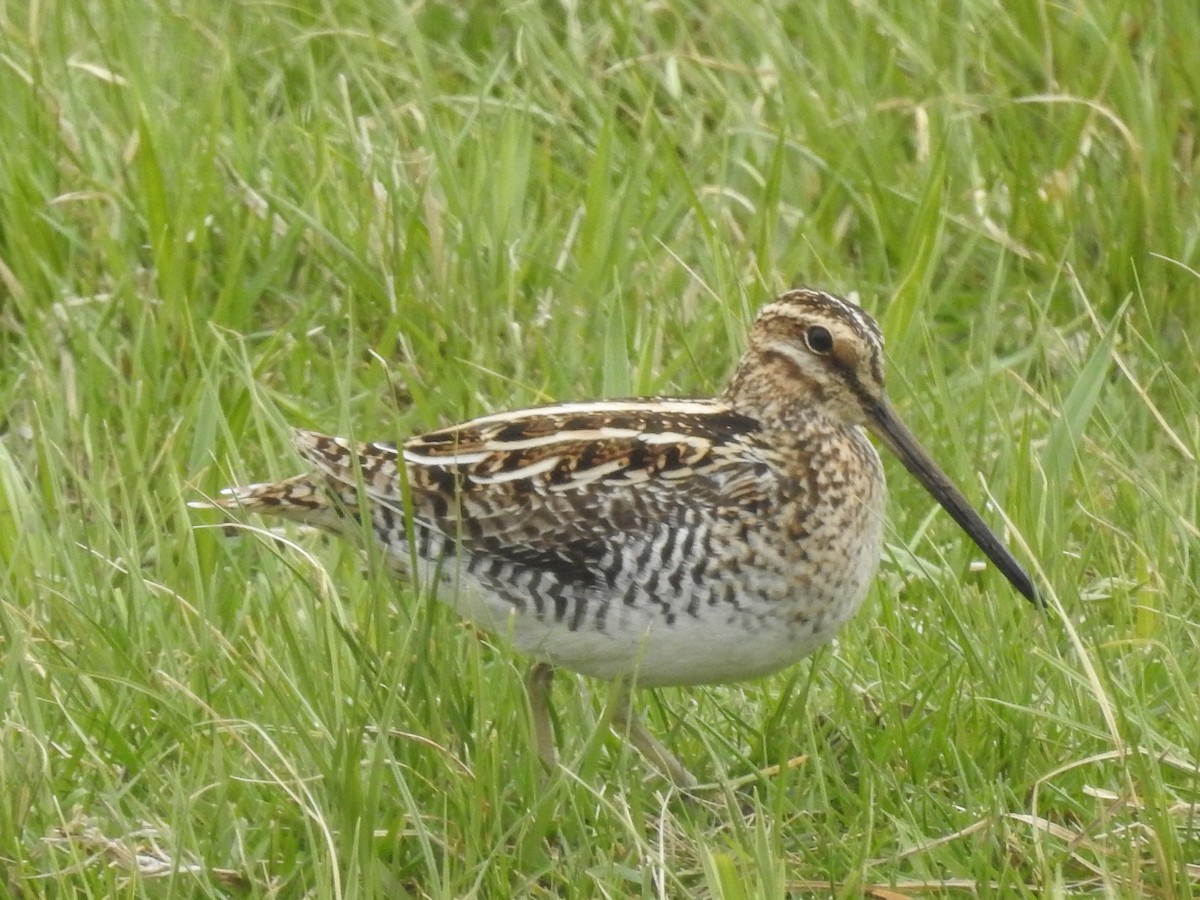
[
  {"left": 610, "top": 683, "right": 699, "bottom": 790},
  {"left": 524, "top": 661, "right": 558, "bottom": 774}
]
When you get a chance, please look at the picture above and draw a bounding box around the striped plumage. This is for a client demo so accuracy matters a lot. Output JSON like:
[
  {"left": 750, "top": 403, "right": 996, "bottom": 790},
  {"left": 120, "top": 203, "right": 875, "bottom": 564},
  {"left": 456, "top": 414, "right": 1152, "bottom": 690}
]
[{"left": 195, "top": 288, "right": 1036, "bottom": 788}]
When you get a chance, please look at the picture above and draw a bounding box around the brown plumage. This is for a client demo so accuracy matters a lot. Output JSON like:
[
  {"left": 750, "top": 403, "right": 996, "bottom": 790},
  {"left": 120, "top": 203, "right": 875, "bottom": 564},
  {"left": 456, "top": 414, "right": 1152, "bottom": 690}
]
[{"left": 193, "top": 288, "right": 1036, "bottom": 788}]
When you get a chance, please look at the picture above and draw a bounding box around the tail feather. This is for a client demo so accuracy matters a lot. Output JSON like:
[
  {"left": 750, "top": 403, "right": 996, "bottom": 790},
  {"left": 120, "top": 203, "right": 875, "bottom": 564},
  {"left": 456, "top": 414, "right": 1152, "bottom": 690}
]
[
  {"left": 192, "top": 430, "right": 410, "bottom": 541},
  {"left": 189, "top": 472, "right": 353, "bottom": 533},
  {"left": 292, "top": 429, "right": 404, "bottom": 499}
]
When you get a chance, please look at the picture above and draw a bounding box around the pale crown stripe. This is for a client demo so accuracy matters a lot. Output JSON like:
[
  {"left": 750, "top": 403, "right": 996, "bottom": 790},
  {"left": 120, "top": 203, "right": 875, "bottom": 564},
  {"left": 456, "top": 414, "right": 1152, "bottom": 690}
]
[{"left": 766, "top": 292, "right": 883, "bottom": 348}]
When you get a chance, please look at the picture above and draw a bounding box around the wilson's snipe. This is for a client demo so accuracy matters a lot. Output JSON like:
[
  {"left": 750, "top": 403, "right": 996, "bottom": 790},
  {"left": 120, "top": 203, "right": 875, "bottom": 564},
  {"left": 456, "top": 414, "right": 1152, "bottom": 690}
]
[{"left": 193, "top": 289, "right": 1037, "bottom": 788}]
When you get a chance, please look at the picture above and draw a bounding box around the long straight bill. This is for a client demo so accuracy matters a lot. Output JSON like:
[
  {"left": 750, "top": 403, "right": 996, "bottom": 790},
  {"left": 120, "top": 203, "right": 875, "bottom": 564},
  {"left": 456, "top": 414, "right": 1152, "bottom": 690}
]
[{"left": 868, "top": 401, "right": 1039, "bottom": 606}]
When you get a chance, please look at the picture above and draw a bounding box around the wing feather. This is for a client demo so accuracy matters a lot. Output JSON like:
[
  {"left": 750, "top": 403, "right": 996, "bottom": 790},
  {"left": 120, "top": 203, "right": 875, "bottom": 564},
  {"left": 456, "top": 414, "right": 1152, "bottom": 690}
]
[{"left": 292, "top": 400, "right": 778, "bottom": 572}]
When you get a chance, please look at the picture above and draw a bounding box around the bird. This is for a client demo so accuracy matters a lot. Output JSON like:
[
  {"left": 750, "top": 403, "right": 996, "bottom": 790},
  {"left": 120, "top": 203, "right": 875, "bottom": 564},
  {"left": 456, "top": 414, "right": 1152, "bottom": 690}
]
[{"left": 192, "top": 288, "right": 1038, "bottom": 789}]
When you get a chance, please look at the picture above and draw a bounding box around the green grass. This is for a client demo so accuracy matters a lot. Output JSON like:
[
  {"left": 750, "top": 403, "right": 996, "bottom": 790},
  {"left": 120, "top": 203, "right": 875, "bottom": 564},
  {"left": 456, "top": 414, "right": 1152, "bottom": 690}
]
[{"left": 2, "top": 0, "right": 1199, "bottom": 896}]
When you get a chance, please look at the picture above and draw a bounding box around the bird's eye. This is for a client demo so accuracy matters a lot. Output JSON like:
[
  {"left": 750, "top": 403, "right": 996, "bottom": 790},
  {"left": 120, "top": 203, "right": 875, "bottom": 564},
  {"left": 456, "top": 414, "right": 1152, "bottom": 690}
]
[{"left": 804, "top": 325, "right": 834, "bottom": 355}]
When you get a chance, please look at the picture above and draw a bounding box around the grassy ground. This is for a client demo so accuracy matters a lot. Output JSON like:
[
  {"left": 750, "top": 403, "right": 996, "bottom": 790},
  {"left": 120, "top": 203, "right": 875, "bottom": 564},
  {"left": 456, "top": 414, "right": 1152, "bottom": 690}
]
[{"left": 2, "top": 0, "right": 1198, "bottom": 896}]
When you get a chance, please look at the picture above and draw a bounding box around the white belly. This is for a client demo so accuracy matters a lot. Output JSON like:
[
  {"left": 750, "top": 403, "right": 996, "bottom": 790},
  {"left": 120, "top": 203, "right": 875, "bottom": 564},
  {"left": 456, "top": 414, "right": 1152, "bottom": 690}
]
[{"left": 412, "top": 486, "right": 885, "bottom": 687}]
